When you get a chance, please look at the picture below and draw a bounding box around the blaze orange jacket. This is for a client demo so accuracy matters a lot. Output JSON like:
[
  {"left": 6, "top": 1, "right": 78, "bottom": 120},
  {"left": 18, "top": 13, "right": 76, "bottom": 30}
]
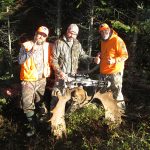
[
  {"left": 20, "top": 41, "right": 52, "bottom": 81},
  {"left": 99, "top": 30, "right": 128, "bottom": 74}
]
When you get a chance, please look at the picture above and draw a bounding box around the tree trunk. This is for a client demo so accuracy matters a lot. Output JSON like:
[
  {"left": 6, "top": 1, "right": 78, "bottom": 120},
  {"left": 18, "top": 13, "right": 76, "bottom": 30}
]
[
  {"left": 87, "top": 0, "right": 94, "bottom": 70},
  {"left": 56, "top": 0, "right": 62, "bottom": 37},
  {"left": 7, "top": 7, "right": 13, "bottom": 77}
]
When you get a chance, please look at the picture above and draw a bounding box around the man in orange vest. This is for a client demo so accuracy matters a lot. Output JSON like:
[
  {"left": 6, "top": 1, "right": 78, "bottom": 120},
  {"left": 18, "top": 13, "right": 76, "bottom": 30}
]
[
  {"left": 94, "top": 23, "right": 128, "bottom": 111},
  {"left": 18, "top": 26, "right": 52, "bottom": 137}
]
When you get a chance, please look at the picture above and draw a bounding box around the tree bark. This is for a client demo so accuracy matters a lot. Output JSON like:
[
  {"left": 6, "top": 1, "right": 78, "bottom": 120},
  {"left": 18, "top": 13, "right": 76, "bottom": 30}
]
[
  {"left": 56, "top": 0, "right": 62, "bottom": 37},
  {"left": 7, "top": 7, "right": 13, "bottom": 77}
]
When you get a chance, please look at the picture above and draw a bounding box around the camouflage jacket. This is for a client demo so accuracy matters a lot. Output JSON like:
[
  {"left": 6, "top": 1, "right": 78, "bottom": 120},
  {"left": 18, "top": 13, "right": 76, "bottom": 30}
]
[{"left": 52, "top": 36, "right": 91, "bottom": 77}]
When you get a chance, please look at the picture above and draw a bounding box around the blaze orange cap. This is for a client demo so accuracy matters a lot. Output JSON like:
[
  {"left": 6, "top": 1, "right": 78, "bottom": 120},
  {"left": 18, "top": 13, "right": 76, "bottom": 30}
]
[
  {"left": 37, "top": 26, "right": 49, "bottom": 36},
  {"left": 99, "top": 23, "right": 110, "bottom": 31}
]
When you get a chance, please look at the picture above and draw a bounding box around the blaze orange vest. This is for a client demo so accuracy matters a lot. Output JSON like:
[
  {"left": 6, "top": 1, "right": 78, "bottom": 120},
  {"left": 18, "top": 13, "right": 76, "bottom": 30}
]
[{"left": 20, "top": 41, "right": 52, "bottom": 81}]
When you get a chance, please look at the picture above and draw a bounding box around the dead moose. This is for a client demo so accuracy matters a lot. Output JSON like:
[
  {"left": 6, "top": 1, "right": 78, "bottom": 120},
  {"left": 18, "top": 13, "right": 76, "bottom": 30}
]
[{"left": 49, "top": 79, "right": 124, "bottom": 140}]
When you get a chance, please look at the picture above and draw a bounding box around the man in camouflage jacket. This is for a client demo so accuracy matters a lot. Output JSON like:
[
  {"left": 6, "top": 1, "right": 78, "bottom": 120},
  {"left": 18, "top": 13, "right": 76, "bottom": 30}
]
[{"left": 51, "top": 24, "right": 92, "bottom": 110}]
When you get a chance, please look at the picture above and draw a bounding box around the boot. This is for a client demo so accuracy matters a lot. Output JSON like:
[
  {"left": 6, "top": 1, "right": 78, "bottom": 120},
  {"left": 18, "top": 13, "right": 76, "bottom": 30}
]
[
  {"left": 25, "top": 111, "right": 36, "bottom": 137},
  {"left": 36, "top": 102, "right": 48, "bottom": 123}
]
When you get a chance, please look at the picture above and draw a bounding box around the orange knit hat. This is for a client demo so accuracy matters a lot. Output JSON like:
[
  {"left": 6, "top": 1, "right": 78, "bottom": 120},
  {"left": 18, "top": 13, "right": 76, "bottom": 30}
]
[{"left": 99, "top": 23, "right": 110, "bottom": 31}]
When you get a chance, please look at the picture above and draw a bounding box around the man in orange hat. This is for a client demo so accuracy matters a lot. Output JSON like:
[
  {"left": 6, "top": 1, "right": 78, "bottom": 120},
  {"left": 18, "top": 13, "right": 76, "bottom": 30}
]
[
  {"left": 18, "top": 26, "right": 52, "bottom": 136},
  {"left": 94, "top": 23, "right": 128, "bottom": 111}
]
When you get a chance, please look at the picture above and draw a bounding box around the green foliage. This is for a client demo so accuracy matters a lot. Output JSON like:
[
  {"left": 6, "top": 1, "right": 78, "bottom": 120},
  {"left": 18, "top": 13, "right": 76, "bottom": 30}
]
[
  {"left": 0, "top": 98, "right": 7, "bottom": 105},
  {"left": 100, "top": 0, "right": 108, "bottom": 6},
  {"left": 139, "top": 19, "right": 150, "bottom": 34},
  {"left": 95, "top": 7, "right": 112, "bottom": 17},
  {"left": 0, "top": 72, "right": 12, "bottom": 80},
  {"left": 0, "top": 47, "right": 4, "bottom": 57},
  {"left": 105, "top": 125, "right": 150, "bottom": 150},
  {"left": 130, "top": 25, "right": 139, "bottom": 33},
  {"left": 0, "top": 0, "right": 15, "bottom": 11},
  {"left": 111, "top": 20, "right": 131, "bottom": 33},
  {"left": 0, "top": 98, "right": 7, "bottom": 112},
  {"left": 1, "top": 0, "right": 15, "bottom": 5},
  {"left": 66, "top": 104, "right": 104, "bottom": 135}
]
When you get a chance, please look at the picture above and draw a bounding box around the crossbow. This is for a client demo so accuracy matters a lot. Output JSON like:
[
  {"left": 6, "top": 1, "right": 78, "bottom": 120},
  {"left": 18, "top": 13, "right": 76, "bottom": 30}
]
[{"left": 61, "top": 74, "right": 111, "bottom": 89}]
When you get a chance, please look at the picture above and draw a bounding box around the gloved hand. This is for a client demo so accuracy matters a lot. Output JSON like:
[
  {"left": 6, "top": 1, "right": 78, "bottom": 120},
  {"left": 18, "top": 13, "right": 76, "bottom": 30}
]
[
  {"left": 108, "top": 57, "right": 116, "bottom": 65},
  {"left": 94, "top": 53, "right": 101, "bottom": 64},
  {"left": 94, "top": 56, "right": 100, "bottom": 64}
]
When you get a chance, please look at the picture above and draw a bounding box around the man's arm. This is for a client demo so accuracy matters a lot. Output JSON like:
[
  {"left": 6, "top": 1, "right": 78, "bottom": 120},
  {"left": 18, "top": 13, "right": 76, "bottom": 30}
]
[
  {"left": 107, "top": 38, "right": 128, "bottom": 65},
  {"left": 18, "top": 41, "right": 39, "bottom": 64},
  {"left": 115, "top": 38, "right": 128, "bottom": 63},
  {"left": 52, "top": 40, "right": 68, "bottom": 80},
  {"left": 18, "top": 46, "right": 33, "bottom": 64}
]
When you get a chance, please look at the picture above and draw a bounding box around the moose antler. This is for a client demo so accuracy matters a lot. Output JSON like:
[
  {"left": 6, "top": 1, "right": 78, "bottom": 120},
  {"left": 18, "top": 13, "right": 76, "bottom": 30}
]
[
  {"left": 50, "top": 88, "right": 71, "bottom": 139},
  {"left": 93, "top": 91, "right": 124, "bottom": 125}
]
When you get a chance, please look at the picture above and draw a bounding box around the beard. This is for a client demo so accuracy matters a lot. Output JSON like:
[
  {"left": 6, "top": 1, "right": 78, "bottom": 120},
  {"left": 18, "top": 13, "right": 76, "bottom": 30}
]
[
  {"left": 34, "top": 34, "right": 45, "bottom": 45},
  {"left": 102, "top": 34, "right": 110, "bottom": 40},
  {"left": 36, "top": 39, "right": 45, "bottom": 45},
  {"left": 67, "top": 37, "right": 74, "bottom": 42}
]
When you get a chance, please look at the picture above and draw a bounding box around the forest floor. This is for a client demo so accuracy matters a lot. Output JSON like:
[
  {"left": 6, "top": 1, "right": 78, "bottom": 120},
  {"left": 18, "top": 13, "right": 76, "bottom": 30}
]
[{"left": 0, "top": 73, "right": 150, "bottom": 150}]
